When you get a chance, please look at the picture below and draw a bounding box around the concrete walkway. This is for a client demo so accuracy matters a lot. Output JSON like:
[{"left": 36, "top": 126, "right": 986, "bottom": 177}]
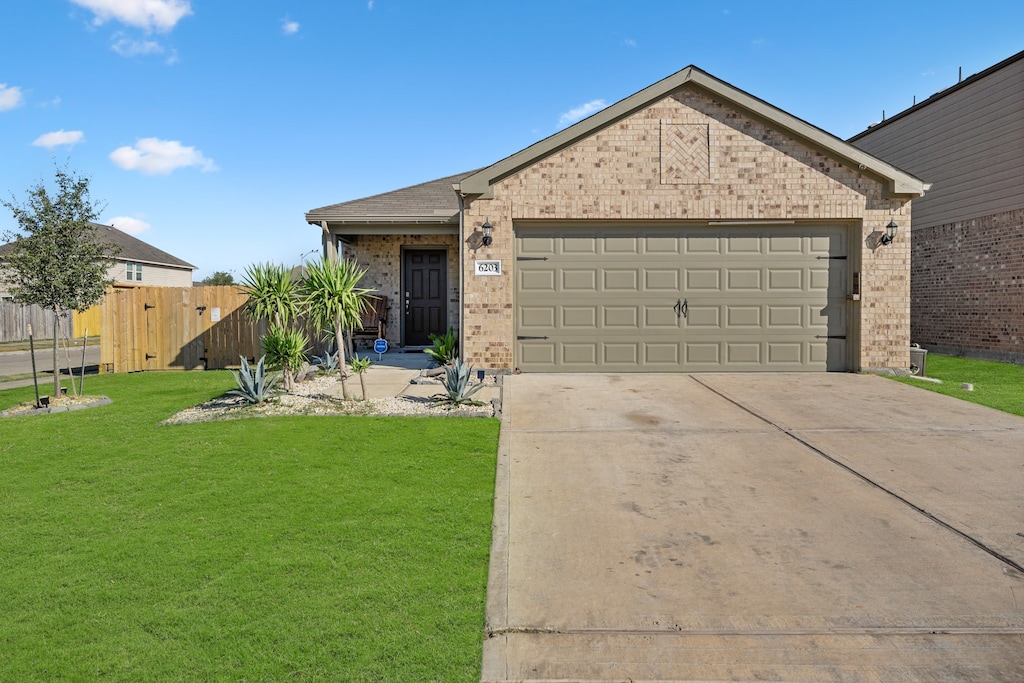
[{"left": 484, "top": 373, "right": 1024, "bottom": 682}]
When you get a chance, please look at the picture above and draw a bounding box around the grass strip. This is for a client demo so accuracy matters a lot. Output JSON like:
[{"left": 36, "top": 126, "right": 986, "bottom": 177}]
[
  {"left": 0, "top": 372, "right": 499, "bottom": 681},
  {"left": 891, "top": 353, "right": 1024, "bottom": 417}
]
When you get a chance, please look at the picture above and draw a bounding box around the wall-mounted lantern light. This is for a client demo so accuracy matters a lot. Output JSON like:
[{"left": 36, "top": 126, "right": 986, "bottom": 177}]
[
  {"left": 481, "top": 220, "right": 493, "bottom": 247},
  {"left": 879, "top": 220, "right": 899, "bottom": 245}
]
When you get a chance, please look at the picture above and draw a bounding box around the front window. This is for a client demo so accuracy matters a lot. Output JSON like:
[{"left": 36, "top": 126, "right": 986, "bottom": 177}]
[{"left": 125, "top": 262, "right": 143, "bottom": 281}]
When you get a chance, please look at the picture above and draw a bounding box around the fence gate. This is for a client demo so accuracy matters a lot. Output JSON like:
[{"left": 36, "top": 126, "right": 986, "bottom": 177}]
[{"left": 100, "top": 285, "right": 264, "bottom": 373}]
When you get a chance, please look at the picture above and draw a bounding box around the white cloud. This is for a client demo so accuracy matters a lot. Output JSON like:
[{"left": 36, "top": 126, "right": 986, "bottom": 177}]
[
  {"left": 623, "top": 38, "right": 637, "bottom": 48},
  {"left": 558, "top": 99, "right": 608, "bottom": 127},
  {"left": 281, "top": 18, "right": 299, "bottom": 35},
  {"left": 107, "top": 216, "right": 151, "bottom": 235},
  {"left": 112, "top": 35, "right": 164, "bottom": 56},
  {"left": 70, "top": 0, "right": 192, "bottom": 32},
  {"left": 32, "top": 130, "right": 85, "bottom": 149},
  {"left": 110, "top": 137, "right": 217, "bottom": 175},
  {"left": 0, "top": 83, "right": 24, "bottom": 111}
]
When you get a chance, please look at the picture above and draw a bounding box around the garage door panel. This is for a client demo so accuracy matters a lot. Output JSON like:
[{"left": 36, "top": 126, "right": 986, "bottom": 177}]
[
  {"left": 726, "top": 306, "right": 761, "bottom": 328},
  {"left": 604, "top": 306, "right": 639, "bottom": 328},
  {"left": 516, "top": 224, "right": 850, "bottom": 372},
  {"left": 726, "top": 269, "right": 761, "bottom": 290},
  {"left": 562, "top": 270, "right": 597, "bottom": 291},
  {"left": 520, "top": 305, "right": 556, "bottom": 328},
  {"left": 562, "top": 306, "right": 597, "bottom": 328},
  {"left": 520, "top": 269, "right": 556, "bottom": 292},
  {"left": 644, "top": 269, "right": 679, "bottom": 290},
  {"left": 767, "top": 269, "right": 803, "bottom": 291},
  {"left": 686, "top": 269, "right": 721, "bottom": 290},
  {"left": 644, "top": 343, "right": 680, "bottom": 365},
  {"left": 603, "top": 269, "right": 639, "bottom": 291}
]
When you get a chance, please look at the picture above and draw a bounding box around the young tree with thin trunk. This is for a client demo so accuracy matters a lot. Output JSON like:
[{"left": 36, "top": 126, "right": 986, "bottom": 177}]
[{"left": 1, "top": 164, "right": 116, "bottom": 395}]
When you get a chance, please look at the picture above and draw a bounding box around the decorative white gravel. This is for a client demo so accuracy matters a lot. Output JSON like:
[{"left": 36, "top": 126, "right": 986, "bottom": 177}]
[{"left": 161, "top": 375, "right": 494, "bottom": 425}]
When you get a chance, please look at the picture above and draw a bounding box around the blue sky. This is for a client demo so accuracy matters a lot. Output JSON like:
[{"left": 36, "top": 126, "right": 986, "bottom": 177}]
[{"left": 2, "top": 1, "right": 1022, "bottom": 280}]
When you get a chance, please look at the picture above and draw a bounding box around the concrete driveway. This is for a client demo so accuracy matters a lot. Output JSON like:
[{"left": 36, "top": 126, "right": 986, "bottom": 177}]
[{"left": 484, "top": 373, "right": 1024, "bottom": 682}]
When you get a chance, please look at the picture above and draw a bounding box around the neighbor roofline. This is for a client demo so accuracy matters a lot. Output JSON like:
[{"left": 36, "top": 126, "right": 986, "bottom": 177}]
[
  {"left": 460, "top": 65, "right": 928, "bottom": 199},
  {"left": 849, "top": 48, "right": 1024, "bottom": 142}
]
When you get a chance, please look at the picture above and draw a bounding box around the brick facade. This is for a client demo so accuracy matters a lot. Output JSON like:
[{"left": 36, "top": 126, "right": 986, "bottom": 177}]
[
  {"left": 912, "top": 207, "right": 1024, "bottom": 362},
  {"left": 343, "top": 233, "right": 460, "bottom": 347},
  {"left": 461, "top": 85, "right": 912, "bottom": 371}
]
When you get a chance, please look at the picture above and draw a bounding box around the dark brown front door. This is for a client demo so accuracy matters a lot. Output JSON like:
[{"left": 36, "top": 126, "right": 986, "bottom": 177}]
[{"left": 403, "top": 249, "right": 447, "bottom": 346}]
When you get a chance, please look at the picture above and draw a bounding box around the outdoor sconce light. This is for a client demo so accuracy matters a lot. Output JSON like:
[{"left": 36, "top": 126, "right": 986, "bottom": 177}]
[
  {"left": 879, "top": 220, "right": 899, "bottom": 245},
  {"left": 481, "top": 220, "right": 493, "bottom": 247}
]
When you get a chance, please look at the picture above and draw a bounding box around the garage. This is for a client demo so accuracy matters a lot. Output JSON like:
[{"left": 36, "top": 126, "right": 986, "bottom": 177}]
[{"left": 515, "top": 224, "right": 850, "bottom": 372}]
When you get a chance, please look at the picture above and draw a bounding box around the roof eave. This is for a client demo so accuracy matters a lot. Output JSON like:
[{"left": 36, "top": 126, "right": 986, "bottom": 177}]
[{"left": 305, "top": 214, "right": 458, "bottom": 225}]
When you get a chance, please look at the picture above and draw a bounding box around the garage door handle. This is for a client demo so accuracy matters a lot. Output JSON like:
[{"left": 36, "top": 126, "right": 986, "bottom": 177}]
[
  {"left": 674, "top": 298, "right": 688, "bottom": 319},
  {"left": 517, "top": 335, "right": 549, "bottom": 340}
]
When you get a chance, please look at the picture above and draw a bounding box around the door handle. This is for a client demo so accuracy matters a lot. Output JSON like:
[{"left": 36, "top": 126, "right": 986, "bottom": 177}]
[{"left": 674, "top": 299, "right": 688, "bottom": 319}]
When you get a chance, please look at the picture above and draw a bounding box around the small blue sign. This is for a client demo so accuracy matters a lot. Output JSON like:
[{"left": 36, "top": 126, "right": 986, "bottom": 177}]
[{"left": 373, "top": 338, "right": 388, "bottom": 354}]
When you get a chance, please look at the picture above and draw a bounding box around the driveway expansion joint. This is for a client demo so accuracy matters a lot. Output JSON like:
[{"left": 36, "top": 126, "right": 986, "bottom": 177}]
[{"left": 690, "top": 375, "right": 1024, "bottom": 576}]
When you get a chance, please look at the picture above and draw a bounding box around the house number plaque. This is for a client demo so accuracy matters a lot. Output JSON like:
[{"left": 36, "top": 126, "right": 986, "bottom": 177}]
[{"left": 474, "top": 260, "right": 502, "bottom": 276}]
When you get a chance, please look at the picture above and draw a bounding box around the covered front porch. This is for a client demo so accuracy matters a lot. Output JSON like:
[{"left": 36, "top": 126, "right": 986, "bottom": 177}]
[{"left": 305, "top": 172, "right": 468, "bottom": 350}]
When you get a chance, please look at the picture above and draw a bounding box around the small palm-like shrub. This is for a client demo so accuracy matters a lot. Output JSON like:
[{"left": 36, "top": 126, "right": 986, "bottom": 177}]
[
  {"left": 424, "top": 328, "right": 458, "bottom": 366},
  {"left": 262, "top": 324, "right": 309, "bottom": 391},
  {"left": 433, "top": 359, "right": 485, "bottom": 407},
  {"left": 227, "top": 355, "right": 280, "bottom": 404},
  {"left": 349, "top": 355, "right": 372, "bottom": 400}
]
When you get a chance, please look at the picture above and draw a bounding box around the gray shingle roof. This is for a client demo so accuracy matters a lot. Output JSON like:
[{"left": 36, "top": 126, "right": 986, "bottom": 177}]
[
  {"left": 305, "top": 170, "right": 476, "bottom": 224},
  {"left": 0, "top": 222, "right": 196, "bottom": 270}
]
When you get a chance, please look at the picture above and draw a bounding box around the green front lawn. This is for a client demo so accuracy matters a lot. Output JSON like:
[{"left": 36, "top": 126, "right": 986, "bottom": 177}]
[
  {"left": 892, "top": 353, "right": 1024, "bottom": 417},
  {"left": 0, "top": 373, "right": 499, "bottom": 682}
]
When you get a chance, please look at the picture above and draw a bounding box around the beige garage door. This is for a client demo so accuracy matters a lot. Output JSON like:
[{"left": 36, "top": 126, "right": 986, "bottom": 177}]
[{"left": 515, "top": 224, "right": 849, "bottom": 372}]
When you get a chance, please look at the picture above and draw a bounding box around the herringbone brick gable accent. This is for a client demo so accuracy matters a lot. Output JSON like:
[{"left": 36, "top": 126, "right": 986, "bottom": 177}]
[{"left": 661, "top": 121, "right": 709, "bottom": 184}]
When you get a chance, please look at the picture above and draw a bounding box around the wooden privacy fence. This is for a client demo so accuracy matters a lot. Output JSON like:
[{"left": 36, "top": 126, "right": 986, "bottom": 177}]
[
  {"left": 100, "top": 285, "right": 267, "bottom": 373},
  {"left": 0, "top": 301, "right": 73, "bottom": 342}
]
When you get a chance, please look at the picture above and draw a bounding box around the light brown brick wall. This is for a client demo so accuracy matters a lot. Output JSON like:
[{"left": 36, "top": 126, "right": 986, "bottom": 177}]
[
  {"left": 462, "top": 84, "right": 912, "bottom": 371},
  {"left": 343, "top": 233, "right": 460, "bottom": 347},
  {"left": 911, "top": 207, "right": 1024, "bottom": 362}
]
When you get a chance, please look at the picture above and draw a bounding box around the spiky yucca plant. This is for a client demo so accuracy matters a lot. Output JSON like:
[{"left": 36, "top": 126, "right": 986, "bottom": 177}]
[
  {"left": 424, "top": 328, "right": 458, "bottom": 366},
  {"left": 227, "top": 355, "right": 280, "bottom": 404},
  {"left": 240, "top": 262, "right": 301, "bottom": 329},
  {"left": 301, "top": 257, "right": 372, "bottom": 400},
  {"left": 261, "top": 324, "right": 309, "bottom": 391}
]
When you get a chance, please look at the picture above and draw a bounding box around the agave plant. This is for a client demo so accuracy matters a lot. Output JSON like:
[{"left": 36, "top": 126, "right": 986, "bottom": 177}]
[
  {"left": 424, "top": 328, "right": 458, "bottom": 366},
  {"left": 315, "top": 350, "right": 340, "bottom": 375},
  {"left": 227, "top": 355, "right": 280, "bottom": 404},
  {"left": 432, "top": 359, "right": 486, "bottom": 407}
]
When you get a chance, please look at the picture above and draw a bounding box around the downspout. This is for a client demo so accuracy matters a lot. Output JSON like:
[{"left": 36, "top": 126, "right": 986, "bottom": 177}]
[{"left": 453, "top": 184, "right": 466, "bottom": 359}]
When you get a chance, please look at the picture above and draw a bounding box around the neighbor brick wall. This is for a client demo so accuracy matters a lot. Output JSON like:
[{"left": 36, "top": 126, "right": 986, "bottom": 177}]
[
  {"left": 462, "top": 84, "right": 912, "bottom": 371},
  {"left": 344, "top": 233, "right": 459, "bottom": 347},
  {"left": 912, "top": 207, "right": 1024, "bottom": 361}
]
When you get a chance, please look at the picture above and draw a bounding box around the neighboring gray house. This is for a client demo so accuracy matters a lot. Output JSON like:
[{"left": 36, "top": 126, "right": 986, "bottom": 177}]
[
  {"left": 850, "top": 49, "right": 1024, "bottom": 363},
  {"left": 0, "top": 222, "right": 196, "bottom": 298}
]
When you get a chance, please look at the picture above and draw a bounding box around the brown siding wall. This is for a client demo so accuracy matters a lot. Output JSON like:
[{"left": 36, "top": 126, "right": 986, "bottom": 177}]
[
  {"left": 852, "top": 56, "right": 1024, "bottom": 229},
  {"left": 912, "top": 207, "right": 1024, "bottom": 361},
  {"left": 462, "top": 84, "right": 912, "bottom": 371}
]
